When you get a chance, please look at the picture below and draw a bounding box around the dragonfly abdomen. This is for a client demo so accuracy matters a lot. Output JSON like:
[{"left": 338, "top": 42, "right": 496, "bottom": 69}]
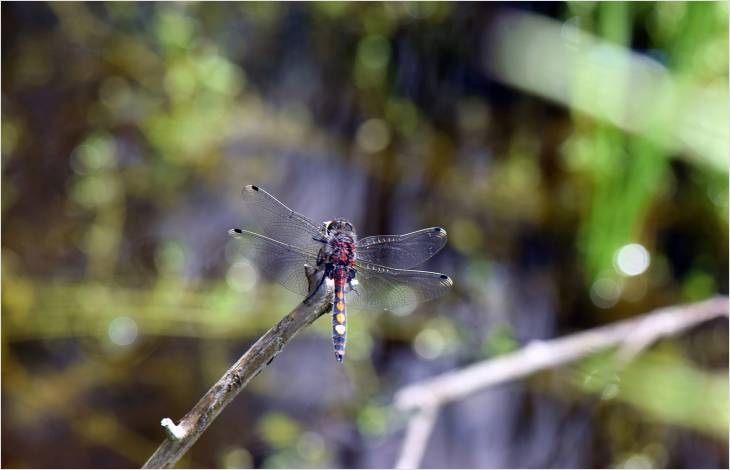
[{"left": 332, "top": 268, "right": 348, "bottom": 363}]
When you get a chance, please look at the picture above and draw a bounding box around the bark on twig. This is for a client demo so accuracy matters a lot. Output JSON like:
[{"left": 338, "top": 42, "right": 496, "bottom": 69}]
[
  {"left": 393, "top": 296, "right": 728, "bottom": 468},
  {"left": 142, "top": 266, "right": 331, "bottom": 469}
]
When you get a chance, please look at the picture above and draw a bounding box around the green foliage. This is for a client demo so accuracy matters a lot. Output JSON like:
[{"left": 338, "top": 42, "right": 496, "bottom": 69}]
[{"left": 574, "top": 346, "right": 728, "bottom": 439}]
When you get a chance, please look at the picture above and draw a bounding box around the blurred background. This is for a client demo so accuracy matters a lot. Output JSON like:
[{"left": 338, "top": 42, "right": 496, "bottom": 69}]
[{"left": 2, "top": 1, "right": 728, "bottom": 468}]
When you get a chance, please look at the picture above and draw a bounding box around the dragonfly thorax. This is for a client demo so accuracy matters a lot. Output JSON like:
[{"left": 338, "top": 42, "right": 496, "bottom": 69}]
[
  {"left": 329, "top": 237, "right": 356, "bottom": 267},
  {"left": 328, "top": 238, "right": 356, "bottom": 268},
  {"left": 320, "top": 218, "right": 357, "bottom": 268}
]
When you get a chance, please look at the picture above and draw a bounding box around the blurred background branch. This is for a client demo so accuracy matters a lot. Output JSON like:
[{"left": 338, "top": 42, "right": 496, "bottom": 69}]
[
  {"left": 394, "top": 296, "right": 728, "bottom": 468},
  {"left": 395, "top": 403, "right": 438, "bottom": 470}
]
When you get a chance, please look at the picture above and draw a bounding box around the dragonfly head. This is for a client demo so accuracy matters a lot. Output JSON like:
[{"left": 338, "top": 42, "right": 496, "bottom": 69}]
[{"left": 324, "top": 218, "right": 355, "bottom": 236}]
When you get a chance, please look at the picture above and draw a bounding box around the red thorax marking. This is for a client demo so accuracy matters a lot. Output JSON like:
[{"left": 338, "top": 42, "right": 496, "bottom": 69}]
[{"left": 331, "top": 238, "right": 355, "bottom": 267}]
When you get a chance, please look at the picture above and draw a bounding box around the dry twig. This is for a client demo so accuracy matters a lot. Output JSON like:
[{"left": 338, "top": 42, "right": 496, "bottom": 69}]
[
  {"left": 393, "top": 296, "right": 728, "bottom": 469},
  {"left": 142, "top": 266, "right": 331, "bottom": 468},
  {"left": 395, "top": 403, "right": 438, "bottom": 470}
]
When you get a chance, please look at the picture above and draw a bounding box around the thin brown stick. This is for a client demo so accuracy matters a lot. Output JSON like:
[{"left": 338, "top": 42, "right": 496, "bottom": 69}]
[
  {"left": 393, "top": 296, "right": 728, "bottom": 468},
  {"left": 142, "top": 267, "right": 331, "bottom": 468}
]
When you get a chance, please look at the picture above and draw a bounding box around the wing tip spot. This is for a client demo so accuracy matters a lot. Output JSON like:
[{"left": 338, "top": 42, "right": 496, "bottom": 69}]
[
  {"left": 228, "top": 228, "right": 243, "bottom": 237},
  {"left": 440, "top": 274, "right": 453, "bottom": 286},
  {"left": 434, "top": 227, "right": 447, "bottom": 235},
  {"left": 243, "top": 185, "right": 259, "bottom": 194}
]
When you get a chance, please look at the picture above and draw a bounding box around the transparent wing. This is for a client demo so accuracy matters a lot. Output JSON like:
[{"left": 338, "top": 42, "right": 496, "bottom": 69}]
[
  {"left": 348, "top": 260, "right": 453, "bottom": 311},
  {"left": 238, "top": 185, "right": 323, "bottom": 254},
  {"left": 228, "top": 228, "right": 319, "bottom": 297},
  {"left": 356, "top": 227, "right": 448, "bottom": 269}
]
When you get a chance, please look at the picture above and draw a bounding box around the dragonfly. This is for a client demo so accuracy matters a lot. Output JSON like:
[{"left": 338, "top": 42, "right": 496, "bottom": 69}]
[{"left": 228, "top": 185, "right": 452, "bottom": 363}]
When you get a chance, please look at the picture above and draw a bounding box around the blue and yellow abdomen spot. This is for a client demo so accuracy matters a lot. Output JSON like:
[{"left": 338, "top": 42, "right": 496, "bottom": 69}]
[{"left": 332, "top": 274, "right": 348, "bottom": 363}]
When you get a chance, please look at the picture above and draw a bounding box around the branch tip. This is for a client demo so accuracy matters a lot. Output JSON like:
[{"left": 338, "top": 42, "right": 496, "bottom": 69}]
[
  {"left": 160, "top": 417, "right": 187, "bottom": 440},
  {"left": 143, "top": 264, "right": 332, "bottom": 468}
]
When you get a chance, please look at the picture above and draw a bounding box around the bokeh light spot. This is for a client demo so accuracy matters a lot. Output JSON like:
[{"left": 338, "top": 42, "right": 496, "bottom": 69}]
[
  {"left": 357, "top": 35, "right": 390, "bottom": 70},
  {"left": 70, "top": 133, "right": 117, "bottom": 174},
  {"left": 99, "top": 76, "right": 132, "bottom": 111},
  {"left": 621, "top": 453, "right": 653, "bottom": 469},
  {"left": 155, "top": 240, "right": 187, "bottom": 272},
  {"left": 390, "top": 303, "right": 417, "bottom": 317},
  {"left": 220, "top": 447, "right": 253, "bottom": 469},
  {"left": 296, "top": 432, "right": 326, "bottom": 461},
  {"left": 356, "top": 118, "right": 391, "bottom": 153},
  {"left": 164, "top": 60, "right": 198, "bottom": 99},
  {"left": 157, "top": 10, "right": 196, "bottom": 49},
  {"left": 386, "top": 98, "right": 419, "bottom": 136},
  {"left": 107, "top": 316, "right": 138, "bottom": 346},
  {"left": 258, "top": 413, "right": 301, "bottom": 449},
  {"left": 614, "top": 243, "right": 650, "bottom": 276},
  {"left": 590, "top": 277, "right": 622, "bottom": 309},
  {"left": 226, "top": 259, "right": 259, "bottom": 293},
  {"left": 2, "top": 119, "right": 21, "bottom": 155},
  {"left": 356, "top": 405, "right": 389, "bottom": 436},
  {"left": 450, "top": 218, "right": 483, "bottom": 254},
  {"left": 414, "top": 328, "right": 445, "bottom": 360},
  {"left": 70, "top": 174, "right": 122, "bottom": 208}
]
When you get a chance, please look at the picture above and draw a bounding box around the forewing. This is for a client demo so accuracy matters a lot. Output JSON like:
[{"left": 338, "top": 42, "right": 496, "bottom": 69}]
[
  {"left": 239, "top": 185, "right": 323, "bottom": 253},
  {"left": 228, "top": 228, "right": 319, "bottom": 297},
  {"left": 356, "top": 228, "right": 448, "bottom": 269},
  {"left": 348, "top": 260, "right": 453, "bottom": 311}
]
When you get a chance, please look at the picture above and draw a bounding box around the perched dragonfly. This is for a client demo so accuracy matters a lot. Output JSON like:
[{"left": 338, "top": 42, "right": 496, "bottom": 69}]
[{"left": 228, "top": 185, "right": 452, "bottom": 363}]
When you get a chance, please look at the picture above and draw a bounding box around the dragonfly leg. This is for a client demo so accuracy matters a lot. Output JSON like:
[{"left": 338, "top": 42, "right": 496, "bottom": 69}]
[
  {"left": 303, "top": 267, "right": 328, "bottom": 306},
  {"left": 346, "top": 268, "right": 360, "bottom": 296}
]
